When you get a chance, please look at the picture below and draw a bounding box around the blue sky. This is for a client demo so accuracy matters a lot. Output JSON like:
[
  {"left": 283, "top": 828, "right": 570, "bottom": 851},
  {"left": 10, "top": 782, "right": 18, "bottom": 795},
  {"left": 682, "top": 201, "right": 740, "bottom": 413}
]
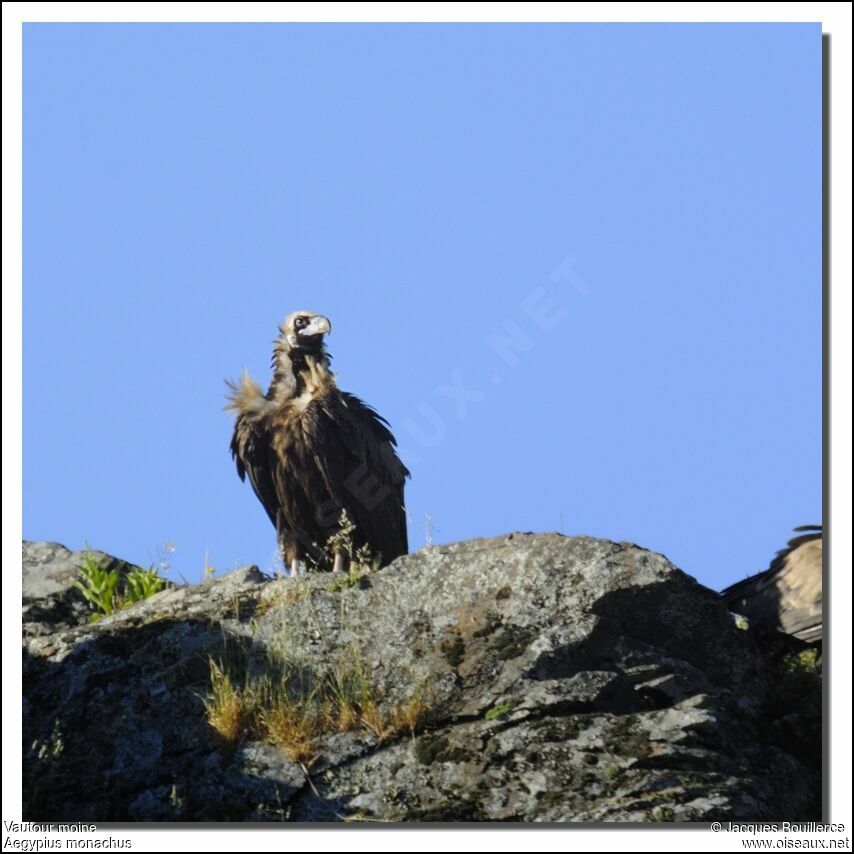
[{"left": 23, "top": 23, "right": 822, "bottom": 589}]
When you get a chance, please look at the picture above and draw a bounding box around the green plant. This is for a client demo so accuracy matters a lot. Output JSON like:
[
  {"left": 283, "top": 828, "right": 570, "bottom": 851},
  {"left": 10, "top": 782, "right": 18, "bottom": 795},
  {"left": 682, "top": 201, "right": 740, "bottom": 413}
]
[
  {"left": 484, "top": 701, "right": 514, "bottom": 721},
  {"left": 124, "top": 566, "right": 167, "bottom": 604},
  {"left": 72, "top": 553, "right": 122, "bottom": 619},
  {"left": 73, "top": 549, "right": 168, "bottom": 620}
]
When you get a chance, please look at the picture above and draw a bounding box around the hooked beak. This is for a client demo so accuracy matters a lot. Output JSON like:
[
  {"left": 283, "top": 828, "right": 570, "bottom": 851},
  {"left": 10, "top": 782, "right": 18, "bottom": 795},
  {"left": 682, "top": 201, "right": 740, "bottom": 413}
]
[{"left": 299, "top": 315, "right": 332, "bottom": 337}]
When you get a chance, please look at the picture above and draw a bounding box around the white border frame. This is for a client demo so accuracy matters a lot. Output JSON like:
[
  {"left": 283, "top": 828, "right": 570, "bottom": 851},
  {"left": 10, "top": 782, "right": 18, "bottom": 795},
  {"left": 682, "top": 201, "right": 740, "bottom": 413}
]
[{"left": 3, "top": 5, "right": 850, "bottom": 851}]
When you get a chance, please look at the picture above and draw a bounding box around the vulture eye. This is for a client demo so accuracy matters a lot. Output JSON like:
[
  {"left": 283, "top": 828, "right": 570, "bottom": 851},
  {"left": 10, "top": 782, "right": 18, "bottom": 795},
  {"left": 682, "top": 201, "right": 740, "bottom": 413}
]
[{"left": 294, "top": 316, "right": 308, "bottom": 329}]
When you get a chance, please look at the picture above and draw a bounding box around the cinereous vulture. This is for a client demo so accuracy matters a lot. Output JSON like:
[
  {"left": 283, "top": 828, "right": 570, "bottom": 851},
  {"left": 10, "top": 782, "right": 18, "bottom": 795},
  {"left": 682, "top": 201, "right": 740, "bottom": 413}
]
[
  {"left": 226, "top": 311, "right": 409, "bottom": 575},
  {"left": 722, "top": 525, "right": 823, "bottom": 643}
]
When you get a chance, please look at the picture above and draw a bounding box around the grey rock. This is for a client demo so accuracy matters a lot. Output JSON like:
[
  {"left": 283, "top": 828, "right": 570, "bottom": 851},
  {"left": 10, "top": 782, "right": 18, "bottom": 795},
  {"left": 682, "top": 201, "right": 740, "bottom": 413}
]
[
  {"left": 22, "top": 533, "right": 820, "bottom": 822},
  {"left": 22, "top": 541, "right": 140, "bottom": 636}
]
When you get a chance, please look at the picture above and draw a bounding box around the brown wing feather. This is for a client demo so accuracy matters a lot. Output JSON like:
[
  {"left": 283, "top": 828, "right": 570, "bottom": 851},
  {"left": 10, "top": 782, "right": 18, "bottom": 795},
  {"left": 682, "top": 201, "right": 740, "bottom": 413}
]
[
  {"left": 722, "top": 526, "right": 823, "bottom": 643},
  {"left": 230, "top": 414, "right": 280, "bottom": 529},
  {"left": 305, "top": 390, "right": 409, "bottom": 565}
]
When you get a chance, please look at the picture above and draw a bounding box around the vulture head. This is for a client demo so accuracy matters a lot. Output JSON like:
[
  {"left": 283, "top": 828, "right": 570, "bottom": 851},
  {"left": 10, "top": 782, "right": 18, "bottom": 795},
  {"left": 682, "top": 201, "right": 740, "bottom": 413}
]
[
  {"left": 279, "top": 310, "right": 332, "bottom": 353},
  {"left": 269, "top": 310, "right": 334, "bottom": 401}
]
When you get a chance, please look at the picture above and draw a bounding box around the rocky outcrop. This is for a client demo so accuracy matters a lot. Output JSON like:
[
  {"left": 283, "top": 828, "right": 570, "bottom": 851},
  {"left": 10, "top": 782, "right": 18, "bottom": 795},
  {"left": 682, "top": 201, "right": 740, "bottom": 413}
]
[
  {"left": 22, "top": 534, "right": 821, "bottom": 822},
  {"left": 22, "top": 541, "right": 152, "bottom": 637}
]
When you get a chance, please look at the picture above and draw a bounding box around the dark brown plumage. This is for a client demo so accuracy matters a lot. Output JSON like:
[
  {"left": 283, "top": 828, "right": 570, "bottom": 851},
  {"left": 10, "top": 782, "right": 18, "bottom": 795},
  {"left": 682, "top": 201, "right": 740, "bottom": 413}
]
[
  {"left": 226, "top": 311, "right": 409, "bottom": 574},
  {"left": 722, "top": 525, "right": 823, "bottom": 643}
]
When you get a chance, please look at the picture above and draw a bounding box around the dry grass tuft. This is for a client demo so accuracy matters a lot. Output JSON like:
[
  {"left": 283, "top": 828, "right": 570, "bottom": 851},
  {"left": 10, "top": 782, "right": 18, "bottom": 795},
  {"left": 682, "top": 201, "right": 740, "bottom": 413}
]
[
  {"left": 203, "top": 644, "right": 434, "bottom": 765},
  {"left": 203, "top": 660, "right": 258, "bottom": 744},
  {"left": 386, "top": 687, "right": 432, "bottom": 737},
  {"left": 259, "top": 685, "right": 325, "bottom": 765}
]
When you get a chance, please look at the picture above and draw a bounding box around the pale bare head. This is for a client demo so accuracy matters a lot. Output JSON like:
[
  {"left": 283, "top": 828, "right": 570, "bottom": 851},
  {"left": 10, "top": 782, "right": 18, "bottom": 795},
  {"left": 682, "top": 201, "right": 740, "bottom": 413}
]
[{"left": 279, "top": 310, "right": 332, "bottom": 351}]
